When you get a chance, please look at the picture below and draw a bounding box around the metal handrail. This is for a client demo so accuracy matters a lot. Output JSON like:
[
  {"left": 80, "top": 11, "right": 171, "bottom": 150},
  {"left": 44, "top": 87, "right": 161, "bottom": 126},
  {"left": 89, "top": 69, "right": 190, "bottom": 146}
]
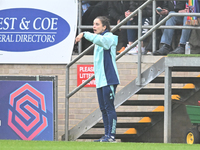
[
  {"left": 65, "top": 0, "right": 200, "bottom": 141},
  {"left": 67, "top": 0, "right": 153, "bottom": 96}
]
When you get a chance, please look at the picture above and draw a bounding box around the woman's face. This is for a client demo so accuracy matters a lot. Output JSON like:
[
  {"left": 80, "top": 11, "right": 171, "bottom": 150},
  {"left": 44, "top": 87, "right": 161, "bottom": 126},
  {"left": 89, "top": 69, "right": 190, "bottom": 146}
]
[{"left": 93, "top": 18, "right": 106, "bottom": 34}]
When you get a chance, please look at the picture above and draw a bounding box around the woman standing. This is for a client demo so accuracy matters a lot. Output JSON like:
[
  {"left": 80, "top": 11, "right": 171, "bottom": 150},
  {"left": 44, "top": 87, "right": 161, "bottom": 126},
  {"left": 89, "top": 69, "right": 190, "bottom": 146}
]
[{"left": 75, "top": 16, "right": 120, "bottom": 142}]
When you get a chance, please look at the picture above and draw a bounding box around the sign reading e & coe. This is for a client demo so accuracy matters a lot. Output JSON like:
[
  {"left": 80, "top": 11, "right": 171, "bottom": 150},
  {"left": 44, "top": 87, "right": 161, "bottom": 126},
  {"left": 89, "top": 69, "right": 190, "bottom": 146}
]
[{"left": 0, "top": 0, "right": 77, "bottom": 64}]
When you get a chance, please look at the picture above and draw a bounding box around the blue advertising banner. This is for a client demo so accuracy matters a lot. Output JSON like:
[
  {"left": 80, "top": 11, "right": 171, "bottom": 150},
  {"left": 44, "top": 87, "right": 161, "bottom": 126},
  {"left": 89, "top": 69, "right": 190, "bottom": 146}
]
[
  {"left": 0, "top": 0, "right": 77, "bottom": 64},
  {"left": 0, "top": 8, "right": 70, "bottom": 52},
  {"left": 0, "top": 81, "right": 54, "bottom": 140}
]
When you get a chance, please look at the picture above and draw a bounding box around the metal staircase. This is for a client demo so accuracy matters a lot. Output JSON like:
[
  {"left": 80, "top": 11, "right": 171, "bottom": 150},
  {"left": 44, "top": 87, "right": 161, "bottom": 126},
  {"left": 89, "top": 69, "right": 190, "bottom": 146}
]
[
  {"left": 62, "top": 0, "right": 200, "bottom": 142},
  {"left": 64, "top": 57, "right": 200, "bottom": 142}
]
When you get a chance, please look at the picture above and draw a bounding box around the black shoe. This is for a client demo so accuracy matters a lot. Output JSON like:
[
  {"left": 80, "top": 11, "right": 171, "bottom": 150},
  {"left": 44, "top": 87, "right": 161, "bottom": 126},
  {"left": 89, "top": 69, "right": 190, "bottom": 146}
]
[
  {"left": 153, "top": 44, "right": 172, "bottom": 55},
  {"left": 169, "top": 46, "right": 185, "bottom": 54}
]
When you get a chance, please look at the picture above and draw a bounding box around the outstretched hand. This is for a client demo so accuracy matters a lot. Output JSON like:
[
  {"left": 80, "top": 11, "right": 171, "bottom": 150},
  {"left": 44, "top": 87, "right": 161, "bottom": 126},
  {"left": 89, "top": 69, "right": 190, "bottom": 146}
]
[{"left": 75, "top": 32, "right": 84, "bottom": 44}]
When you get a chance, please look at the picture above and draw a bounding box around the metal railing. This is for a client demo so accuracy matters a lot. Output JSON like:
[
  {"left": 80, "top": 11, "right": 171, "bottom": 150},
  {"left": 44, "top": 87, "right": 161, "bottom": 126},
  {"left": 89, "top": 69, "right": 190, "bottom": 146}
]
[{"left": 65, "top": 0, "right": 200, "bottom": 142}]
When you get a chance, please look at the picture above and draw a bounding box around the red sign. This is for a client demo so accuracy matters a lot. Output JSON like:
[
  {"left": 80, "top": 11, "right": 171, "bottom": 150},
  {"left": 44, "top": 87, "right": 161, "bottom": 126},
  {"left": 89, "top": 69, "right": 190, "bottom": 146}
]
[{"left": 77, "top": 65, "right": 96, "bottom": 87}]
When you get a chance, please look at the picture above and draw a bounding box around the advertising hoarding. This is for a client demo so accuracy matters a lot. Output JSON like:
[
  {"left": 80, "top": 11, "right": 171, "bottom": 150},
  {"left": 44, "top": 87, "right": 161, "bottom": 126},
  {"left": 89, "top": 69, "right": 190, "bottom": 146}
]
[
  {"left": 0, "top": 0, "right": 77, "bottom": 64},
  {"left": 0, "top": 81, "right": 54, "bottom": 140}
]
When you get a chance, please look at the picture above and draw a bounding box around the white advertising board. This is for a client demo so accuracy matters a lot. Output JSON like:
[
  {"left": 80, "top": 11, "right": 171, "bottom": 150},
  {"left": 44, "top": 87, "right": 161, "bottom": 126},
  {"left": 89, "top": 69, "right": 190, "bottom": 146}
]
[{"left": 0, "top": 0, "right": 77, "bottom": 64}]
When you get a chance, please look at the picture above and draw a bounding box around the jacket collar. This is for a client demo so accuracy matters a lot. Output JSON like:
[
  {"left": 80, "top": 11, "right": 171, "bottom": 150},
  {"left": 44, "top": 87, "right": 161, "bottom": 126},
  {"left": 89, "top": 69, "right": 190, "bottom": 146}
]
[{"left": 101, "top": 29, "right": 109, "bottom": 35}]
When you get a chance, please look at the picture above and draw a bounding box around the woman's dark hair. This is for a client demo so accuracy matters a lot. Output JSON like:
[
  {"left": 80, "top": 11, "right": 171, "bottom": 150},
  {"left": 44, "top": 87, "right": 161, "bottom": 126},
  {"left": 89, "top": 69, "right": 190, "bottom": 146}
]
[{"left": 95, "top": 16, "right": 111, "bottom": 32}]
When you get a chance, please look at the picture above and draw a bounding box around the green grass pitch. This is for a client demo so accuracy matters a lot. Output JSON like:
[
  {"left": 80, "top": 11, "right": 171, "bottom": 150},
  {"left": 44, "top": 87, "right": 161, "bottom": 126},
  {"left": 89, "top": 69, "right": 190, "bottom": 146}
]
[{"left": 0, "top": 140, "right": 200, "bottom": 150}]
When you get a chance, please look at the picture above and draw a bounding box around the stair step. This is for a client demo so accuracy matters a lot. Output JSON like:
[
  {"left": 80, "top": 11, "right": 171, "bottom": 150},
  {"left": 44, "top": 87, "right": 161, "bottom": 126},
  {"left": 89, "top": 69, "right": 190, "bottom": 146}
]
[
  {"left": 151, "top": 77, "right": 200, "bottom": 83},
  {"left": 172, "top": 67, "right": 200, "bottom": 72},
  {"left": 117, "top": 112, "right": 163, "bottom": 117},
  {"left": 136, "top": 88, "right": 195, "bottom": 95},
  {"left": 93, "top": 122, "right": 152, "bottom": 128},
  {"left": 79, "top": 134, "right": 137, "bottom": 139},
  {"left": 122, "top": 100, "right": 164, "bottom": 106}
]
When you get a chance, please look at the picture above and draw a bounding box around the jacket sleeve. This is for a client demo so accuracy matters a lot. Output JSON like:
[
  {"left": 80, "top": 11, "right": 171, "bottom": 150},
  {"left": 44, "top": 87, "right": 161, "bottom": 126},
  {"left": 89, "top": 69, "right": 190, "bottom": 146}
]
[
  {"left": 129, "top": 1, "right": 136, "bottom": 12},
  {"left": 108, "top": 2, "right": 126, "bottom": 22},
  {"left": 156, "top": 1, "right": 164, "bottom": 8},
  {"left": 163, "top": 1, "right": 170, "bottom": 11},
  {"left": 108, "top": 2, "right": 120, "bottom": 21},
  {"left": 88, "top": 1, "right": 99, "bottom": 6},
  {"left": 84, "top": 32, "right": 117, "bottom": 50},
  {"left": 175, "top": 2, "right": 186, "bottom": 12},
  {"left": 142, "top": 3, "right": 152, "bottom": 17},
  {"left": 129, "top": 1, "right": 152, "bottom": 17}
]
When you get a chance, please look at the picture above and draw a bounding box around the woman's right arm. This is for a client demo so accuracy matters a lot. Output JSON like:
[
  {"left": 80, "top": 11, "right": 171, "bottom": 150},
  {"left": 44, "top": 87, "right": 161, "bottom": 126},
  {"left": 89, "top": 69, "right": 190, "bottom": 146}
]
[
  {"left": 75, "top": 32, "right": 84, "bottom": 44},
  {"left": 84, "top": 32, "right": 116, "bottom": 50},
  {"left": 75, "top": 32, "right": 116, "bottom": 50}
]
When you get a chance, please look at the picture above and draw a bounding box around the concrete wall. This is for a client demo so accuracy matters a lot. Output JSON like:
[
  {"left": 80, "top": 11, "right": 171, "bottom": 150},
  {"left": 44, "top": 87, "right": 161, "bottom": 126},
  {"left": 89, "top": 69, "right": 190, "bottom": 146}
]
[{"left": 1, "top": 55, "right": 200, "bottom": 141}]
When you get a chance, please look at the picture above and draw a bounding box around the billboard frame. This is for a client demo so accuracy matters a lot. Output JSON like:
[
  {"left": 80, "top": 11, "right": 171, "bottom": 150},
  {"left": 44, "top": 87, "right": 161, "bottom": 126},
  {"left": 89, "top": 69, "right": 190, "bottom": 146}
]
[{"left": 0, "top": 75, "right": 58, "bottom": 141}]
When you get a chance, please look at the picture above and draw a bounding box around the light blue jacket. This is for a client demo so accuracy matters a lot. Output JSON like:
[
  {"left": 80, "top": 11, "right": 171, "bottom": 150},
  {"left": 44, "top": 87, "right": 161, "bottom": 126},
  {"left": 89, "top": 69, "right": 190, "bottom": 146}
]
[{"left": 84, "top": 30, "right": 120, "bottom": 88}]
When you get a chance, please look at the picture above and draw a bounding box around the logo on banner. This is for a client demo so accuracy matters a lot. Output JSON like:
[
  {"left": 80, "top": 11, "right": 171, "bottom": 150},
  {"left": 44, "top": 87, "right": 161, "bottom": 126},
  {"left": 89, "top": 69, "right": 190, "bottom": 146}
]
[
  {"left": 0, "top": 8, "right": 70, "bottom": 52},
  {"left": 8, "top": 83, "right": 48, "bottom": 140}
]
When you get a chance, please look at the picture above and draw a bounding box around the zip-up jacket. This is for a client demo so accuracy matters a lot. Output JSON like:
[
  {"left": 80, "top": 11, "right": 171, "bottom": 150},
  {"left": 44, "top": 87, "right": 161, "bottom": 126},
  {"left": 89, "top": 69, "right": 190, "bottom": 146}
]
[
  {"left": 163, "top": 1, "right": 186, "bottom": 12},
  {"left": 129, "top": 1, "right": 152, "bottom": 17},
  {"left": 83, "top": 30, "right": 120, "bottom": 88},
  {"left": 108, "top": 1, "right": 130, "bottom": 22}
]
